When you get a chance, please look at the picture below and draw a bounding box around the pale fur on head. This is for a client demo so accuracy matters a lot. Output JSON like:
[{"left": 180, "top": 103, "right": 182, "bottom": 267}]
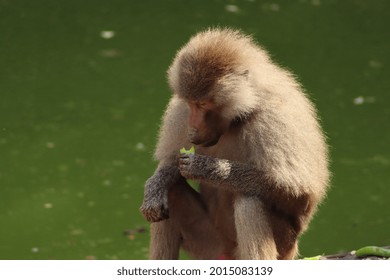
[{"left": 167, "top": 28, "right": 269, "bottom": 121}]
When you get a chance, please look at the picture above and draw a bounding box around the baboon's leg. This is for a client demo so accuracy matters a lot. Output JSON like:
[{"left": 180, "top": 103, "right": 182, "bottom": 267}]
[
  {"left": 234, "top": 196, "right": 278, "bottom": 260},
  {"left": 149, "top": 217, "right": 181, "bottom": 259},
  {"left": 149, "top": 179, "right": 222, "bottom": 259}
]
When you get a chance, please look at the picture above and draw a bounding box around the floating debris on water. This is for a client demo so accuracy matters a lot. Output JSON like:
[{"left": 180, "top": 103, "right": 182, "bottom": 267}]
[
  {"left": 135, "top": 142, "right": 145, "bottom": 151},
  {"left": 311, "top": 0, "right": 321, "bottom": 6},
  {"left": 353, "top": 96, "right": 376, "bottom": 105},
  {"left": 70, "top": 229, "right": 85, "bottom": 236},
  {"left": 353, "top": 96, "right": 364, "bottom": 105},
  {"left": 87, "top": 201, "right": 95, "bottom": 207},
  {"left": 262, "top": 3, "right": 280, "bottom": 12},
  {"left": 31, "top": 247, "right": 39, "bottom": 253},
  {"left": 225, "top": 4, "right": 240, "bottom": 13},
  {"left": 43, "top": 203, "right": 53, "bottom": 209},
  {"left": 369, "top": 195, "right": 380, "bottom": 202},
  {"left": 369, "top": 155, "right": 389, "bottom": 165},
  {"left": 58, "top": 164, "right": 69, "bottom": 173},
  {"left": 46, "top": 142, "right": 55, "bottom": 149},
  {"left": 269, "top": 3, "right": 280, "bottom": 11},
  {"left": 369, "top": 60, "right": 382, "bottom": 69},
  {"left": 100, "top": 30, "right": 115, "bottom": 39},
  {"left": 99, "top": 49, "right": 122, "bottom": 58},
  {"left": 102, "top": 179, "right": 112, "bottom": 187},
  {"left": 123, "top": 227, "right": 146, "bottom": 236}
]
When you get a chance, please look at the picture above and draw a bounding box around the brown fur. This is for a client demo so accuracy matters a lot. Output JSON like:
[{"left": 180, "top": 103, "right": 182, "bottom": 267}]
[{"left": 140, "top": 28, "right": 330, "bottom": 260}]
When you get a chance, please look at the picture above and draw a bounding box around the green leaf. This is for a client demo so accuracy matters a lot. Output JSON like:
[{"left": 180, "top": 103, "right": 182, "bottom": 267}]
[
  {"left": 180, "top": 146, "right": 196, "bottom": 155},
  {"left": 179, "top": 146, "right": 199, "bottom": 189}
]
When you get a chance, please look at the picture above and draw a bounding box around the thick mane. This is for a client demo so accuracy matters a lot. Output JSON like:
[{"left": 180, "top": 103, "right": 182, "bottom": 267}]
[{"left": 168, "top": 28, "right": 256, "bottom": 100}]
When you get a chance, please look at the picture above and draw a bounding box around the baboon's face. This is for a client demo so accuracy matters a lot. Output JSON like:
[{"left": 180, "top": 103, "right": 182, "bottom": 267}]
[{"left": 187, "top": 99, "right": 230, "bottom": 147}]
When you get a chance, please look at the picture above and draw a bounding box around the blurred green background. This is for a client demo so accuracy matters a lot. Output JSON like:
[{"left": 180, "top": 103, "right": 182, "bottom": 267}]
[{"left": 0, "top": 0, "right": 389, "bottom": 260}]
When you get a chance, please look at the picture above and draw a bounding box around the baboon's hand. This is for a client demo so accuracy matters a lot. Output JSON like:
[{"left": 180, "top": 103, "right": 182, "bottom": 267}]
[
  {"left": 179, "top": 153, "right": 213, "bottom": 180},
  {"left": 140, "top": 176, "right": 169, "bottom": 223}
]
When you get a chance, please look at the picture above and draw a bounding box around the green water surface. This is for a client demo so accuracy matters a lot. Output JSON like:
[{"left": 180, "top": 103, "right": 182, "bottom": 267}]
[{"left": 0, "top": 0, "right": 389, "bottom": 259}]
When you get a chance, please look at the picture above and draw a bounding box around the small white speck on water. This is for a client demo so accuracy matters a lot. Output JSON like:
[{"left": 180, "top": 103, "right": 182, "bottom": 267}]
[
  {"left": 269, "top": 3, "right": 280, "bottom": 11},
  {"left": 31, "top": 247, "right": 39, "bottom": 253},
  {"left": 43, "top": 203, "right": 53, "bottom": 209},
  {"left": 353, "top": 96, "right": 364, "bottom": 105},
  {"left": 103, "top": 179, "right": 112, "bottom": 187},
  {"left": 368, "top": 60, "right": 382, "bottom": 69},
  {"left": 225, "top": 4, "right": 240, "bottom": 13},
  {"left": 46, "top": 142, "right": 55, "bottom": 149},
  {"left": 262, "top": 3, "right": 280, "bottom": 12},
  {"left": 99, "top": 49, "right": 122, "bottom": 58},
  {"left": 100, "top": 30, "right": 115, "bottom": 39},
  {"left": 70, "top": 229, "right": 85, "bottom": 236},
  {"left": 311, "top": 0, "right": 321, "bottom": 6},
  {"left": 353, "top": 96, "right": 376, "bottom": 105},
  {"left": 135, "top": 142, "right": 145, "bottom": 151}
]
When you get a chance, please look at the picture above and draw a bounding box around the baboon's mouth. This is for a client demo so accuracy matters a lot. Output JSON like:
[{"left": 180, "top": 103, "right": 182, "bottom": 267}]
[{"left": 192, "top": 136, "right": 220, "bottom": 147}]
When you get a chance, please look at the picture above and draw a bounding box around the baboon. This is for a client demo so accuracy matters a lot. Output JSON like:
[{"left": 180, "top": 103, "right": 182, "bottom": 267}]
[{"left": 140, "top": 28, "right": 329, "bottom": 260}]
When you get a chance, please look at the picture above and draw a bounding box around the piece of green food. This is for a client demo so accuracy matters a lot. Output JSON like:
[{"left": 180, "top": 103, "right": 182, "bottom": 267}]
[
  {"left": 302, "top": 255, "right": 323, "bottom": 260},
  {"left": 355, "top": 246, "right": 390, "bottom": 258},
  {"left": 179, "top": 146, "right": 200, "bottom": 189}
]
